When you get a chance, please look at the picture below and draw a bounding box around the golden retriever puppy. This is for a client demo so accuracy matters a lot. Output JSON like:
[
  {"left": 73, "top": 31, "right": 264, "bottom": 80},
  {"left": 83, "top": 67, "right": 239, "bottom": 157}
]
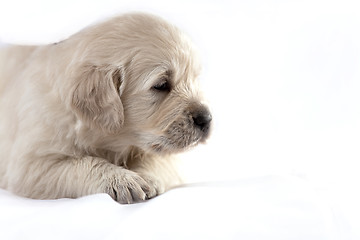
[{"left": 0, "top": 13, "right": 211, "bottom": 204}]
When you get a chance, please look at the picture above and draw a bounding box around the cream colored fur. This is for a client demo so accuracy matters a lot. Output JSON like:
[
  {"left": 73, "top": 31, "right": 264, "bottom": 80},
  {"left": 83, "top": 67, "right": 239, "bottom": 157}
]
[{"left": 0, "top": 13, "right": 211, "bottom": 204}]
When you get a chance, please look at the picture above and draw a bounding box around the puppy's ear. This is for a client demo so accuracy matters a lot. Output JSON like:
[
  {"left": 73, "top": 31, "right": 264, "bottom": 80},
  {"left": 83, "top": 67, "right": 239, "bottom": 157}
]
[{"left": 72, "top": 65, "right": 124, "bottom": 133}]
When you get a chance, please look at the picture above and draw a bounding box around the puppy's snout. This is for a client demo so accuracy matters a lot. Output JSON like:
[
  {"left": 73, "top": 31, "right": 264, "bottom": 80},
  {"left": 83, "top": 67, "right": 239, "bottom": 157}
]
[{"left": 192, "top": 108, "right": 212, "bottom": 133}]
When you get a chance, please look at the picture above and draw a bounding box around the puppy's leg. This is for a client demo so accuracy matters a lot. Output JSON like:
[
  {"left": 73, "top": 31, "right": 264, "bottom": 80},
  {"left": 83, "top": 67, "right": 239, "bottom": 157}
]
[
  {"left": 129, "top": 155, "right": 183, "bottom": 197},
  {"left": 9, "top": 156, "right": 154, "bottom": 204}
]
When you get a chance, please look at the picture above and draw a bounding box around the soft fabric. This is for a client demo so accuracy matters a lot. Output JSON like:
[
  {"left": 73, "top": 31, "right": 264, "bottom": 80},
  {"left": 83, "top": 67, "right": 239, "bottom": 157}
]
[{"left": 0, "top": 176, "right": 357, "bottom": 240}]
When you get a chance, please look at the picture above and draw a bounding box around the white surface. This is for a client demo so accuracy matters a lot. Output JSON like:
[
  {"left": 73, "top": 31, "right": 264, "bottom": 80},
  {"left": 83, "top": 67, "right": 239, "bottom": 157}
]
[
  {"left": 0, "top": 176, "right": 349, "bottom": 240},
  {"left": 0, "top": 0, "right": 360, "bottom": 239}
]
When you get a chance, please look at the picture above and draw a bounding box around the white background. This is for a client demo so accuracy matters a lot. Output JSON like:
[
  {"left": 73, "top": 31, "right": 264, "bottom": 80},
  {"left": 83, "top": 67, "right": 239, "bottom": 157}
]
[{"left": 1, "top": 0, "right": 360, "bottom": 238}]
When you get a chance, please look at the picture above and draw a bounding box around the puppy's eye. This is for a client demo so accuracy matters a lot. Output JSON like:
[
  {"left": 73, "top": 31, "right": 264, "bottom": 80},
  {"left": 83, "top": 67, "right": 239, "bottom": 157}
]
[{"left": 153, "top": 80, "right": 170, "bottom": 92}]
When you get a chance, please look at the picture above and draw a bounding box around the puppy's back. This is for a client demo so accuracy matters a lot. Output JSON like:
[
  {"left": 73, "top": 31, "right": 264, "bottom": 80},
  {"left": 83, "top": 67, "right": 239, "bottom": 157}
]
[
  {"left": 0, "top": 45, "right": 38, "bottom": 187},
  {"left": 0, "top": 45, "right": 37, "bottom": 94}
]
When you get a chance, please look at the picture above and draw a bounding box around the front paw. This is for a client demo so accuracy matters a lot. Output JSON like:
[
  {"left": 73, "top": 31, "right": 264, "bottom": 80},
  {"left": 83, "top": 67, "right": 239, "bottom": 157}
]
[
  {"left": 138, "top": 174, "right": 166, "bottom": 197},
  {"left": 104, "top": 170, "right": 156, "bottom": 204}
]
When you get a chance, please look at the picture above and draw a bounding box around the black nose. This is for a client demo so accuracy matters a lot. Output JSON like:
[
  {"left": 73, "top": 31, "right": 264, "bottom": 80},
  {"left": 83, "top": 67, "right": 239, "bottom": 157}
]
[{"left": 192, "top": 109, "right": 212, "bottom": 132}]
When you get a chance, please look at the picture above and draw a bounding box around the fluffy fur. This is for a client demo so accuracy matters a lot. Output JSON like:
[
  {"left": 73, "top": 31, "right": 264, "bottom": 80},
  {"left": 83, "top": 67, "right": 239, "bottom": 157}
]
[{"left": 0, "top": 13, "right": 211, "bottom": 204}]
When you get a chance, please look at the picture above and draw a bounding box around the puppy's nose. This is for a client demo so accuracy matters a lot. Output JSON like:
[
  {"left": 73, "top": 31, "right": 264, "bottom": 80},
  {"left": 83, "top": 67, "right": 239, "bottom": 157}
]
[{"left": 192, "top": 109, "right": 212, "bottom": 132}]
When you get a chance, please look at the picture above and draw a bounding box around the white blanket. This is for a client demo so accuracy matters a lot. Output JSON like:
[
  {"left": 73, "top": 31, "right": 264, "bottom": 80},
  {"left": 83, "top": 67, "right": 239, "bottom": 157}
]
[{"left": 1, "top": 175, "right": 354, "bottom": 240}]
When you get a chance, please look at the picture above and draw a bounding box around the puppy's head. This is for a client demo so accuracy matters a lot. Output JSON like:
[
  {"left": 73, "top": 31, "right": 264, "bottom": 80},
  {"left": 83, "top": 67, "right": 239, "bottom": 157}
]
[{"left": 69, "top": 13, "right": 212, "bottom": 154}]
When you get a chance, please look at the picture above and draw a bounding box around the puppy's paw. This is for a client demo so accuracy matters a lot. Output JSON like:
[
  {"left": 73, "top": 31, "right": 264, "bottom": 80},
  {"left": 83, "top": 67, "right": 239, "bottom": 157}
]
[
  {"left": 104, "top": 169, "right": 156, "bottom": 204},
  {"left": 138, "top": 174, "right": 166, "bottom": 197}
]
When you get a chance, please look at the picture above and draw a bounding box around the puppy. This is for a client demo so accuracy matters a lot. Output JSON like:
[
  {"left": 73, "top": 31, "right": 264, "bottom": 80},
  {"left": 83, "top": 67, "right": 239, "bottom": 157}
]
[{"left": 0, "top": 13, "right": 211, "bottom": 204}]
